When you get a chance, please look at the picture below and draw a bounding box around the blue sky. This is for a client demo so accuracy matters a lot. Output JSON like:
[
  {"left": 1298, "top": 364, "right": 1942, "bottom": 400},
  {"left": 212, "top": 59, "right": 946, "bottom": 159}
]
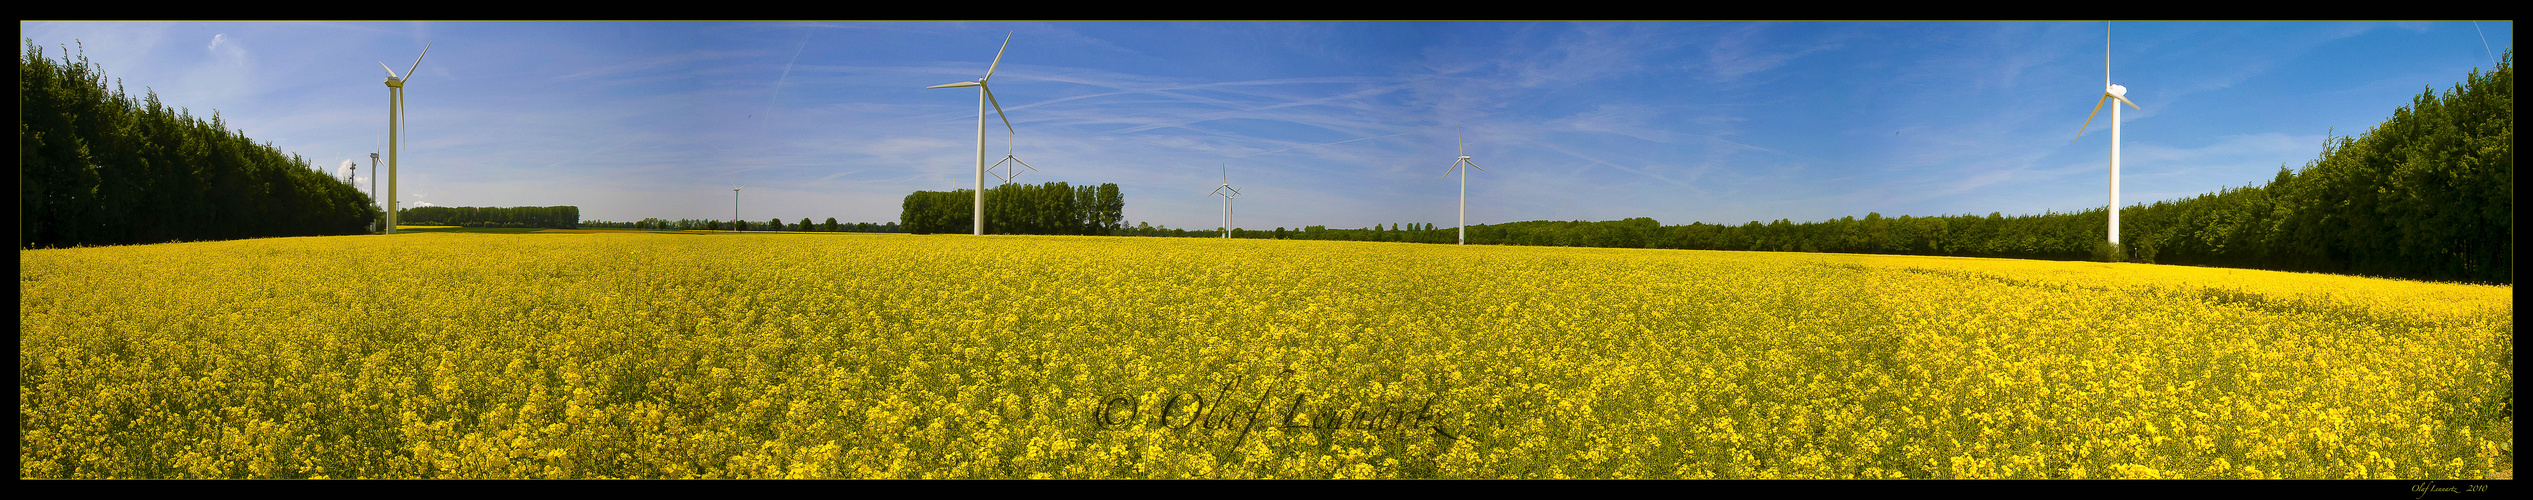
[{"left": 18, "top": 21, "right": 2515, "bottom": 231}]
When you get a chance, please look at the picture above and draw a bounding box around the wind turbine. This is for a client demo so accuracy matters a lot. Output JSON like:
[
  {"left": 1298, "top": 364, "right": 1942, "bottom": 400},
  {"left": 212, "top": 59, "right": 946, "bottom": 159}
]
[
  {"left": 733, "top": 187, "right": 743, "bottom": 232},
  {"left": 1210, "top": 164, "right": 1241, "bottom": 238},
  {"left": 379, "top": 42, "right": 429, "bottom": 235},
  {"left": 369, "top": 137, "right": 380, "bottom": 233},
  {"left": 2073, "top": 24, "right": 2141, "bottom": 247},
  {"left": 925, "top": 31, "right": 1016, "bottom": 236},
  {"left": 1442, "top": 125, "right": 1487, "bottom": 245},
  {"left": 987, "top": 130, "right": 1038, "bottom": 185}
]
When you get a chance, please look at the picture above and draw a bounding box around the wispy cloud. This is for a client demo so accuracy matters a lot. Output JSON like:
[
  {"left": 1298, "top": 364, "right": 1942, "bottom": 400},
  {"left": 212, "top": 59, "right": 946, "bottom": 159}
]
[
  {"left": 552, "top": 50, "right": 763, "bottom": 82},
  {"left": 1699, "top": 23, "right": 1838, "bottom": 83},
  {"left": 1547, "top": 104, "right": 1676, "bottom": 144}
]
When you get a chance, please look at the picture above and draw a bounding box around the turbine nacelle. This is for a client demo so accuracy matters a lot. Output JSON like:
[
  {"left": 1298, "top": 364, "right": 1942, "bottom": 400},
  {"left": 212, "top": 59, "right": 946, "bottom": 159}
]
[
  {"left": 381, "top": 42, "right": 429, "bottom": 88},
  {"left": 2075, "top": 86, "right": 2143, "bottom": 142},
  {"left": 923, "top": 32, "right": 1015, "bottom": 135}
]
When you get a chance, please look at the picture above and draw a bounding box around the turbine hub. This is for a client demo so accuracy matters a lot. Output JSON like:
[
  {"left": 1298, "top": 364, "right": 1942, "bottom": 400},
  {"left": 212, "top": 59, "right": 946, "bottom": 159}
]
[
  {"left": 2107, "top": 84, "right": 2127, "bottom": 97},
  {"left": 1459, "top": 156, "right": 1471, "bottom": 160}
]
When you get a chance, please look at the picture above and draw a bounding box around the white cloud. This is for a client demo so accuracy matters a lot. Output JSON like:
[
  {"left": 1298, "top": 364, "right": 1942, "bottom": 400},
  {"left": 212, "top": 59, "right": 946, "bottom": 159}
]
[{"left": 206, "top": 33, "right": 246, "bottom": 61}]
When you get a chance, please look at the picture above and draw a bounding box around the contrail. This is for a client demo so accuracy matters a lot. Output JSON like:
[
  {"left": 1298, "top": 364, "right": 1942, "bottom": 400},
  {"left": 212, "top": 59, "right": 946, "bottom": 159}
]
[
  {"left": 1252, "top": 132, "right": 1410, "bottom": 156},
  {"left": 763, "top": 30, "right": 813, "bottom": 130},
  {"left": 2472, "top": 22, "right": 2495, "bottom": 67}
]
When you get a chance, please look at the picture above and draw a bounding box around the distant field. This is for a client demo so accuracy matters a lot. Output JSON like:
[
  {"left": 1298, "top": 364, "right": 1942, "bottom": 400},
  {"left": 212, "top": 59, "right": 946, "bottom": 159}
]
[{"left": 18, "top": 233, "right": 2513, "bottom": 478}]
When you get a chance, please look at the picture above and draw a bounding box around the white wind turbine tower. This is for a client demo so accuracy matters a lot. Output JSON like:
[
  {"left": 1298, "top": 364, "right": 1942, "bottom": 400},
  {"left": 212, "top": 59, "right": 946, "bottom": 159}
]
[
  {"left": 1210, "top": 164, "right": 1241, "bottom": 238},
  {"left": 369, "top": 138, "right": 380, "bottom": 233},
  {"left": 1442, "top": 125, "right": 1487, "bottom": 245},
  {"left": 925, "top": 31, "right": 1017, "bottom": 236},
  {"left": 379, "top": 42, "right": 430, "bottom": 235},
  {"left": 2074, "top": 24, "right": 2141, "bottom": 248},
  {"left": 987, "top": 130, "right": 1039, "bottom": 185},
  {"left": 733, "top": 187, "right": 743, "bottom": 232}
]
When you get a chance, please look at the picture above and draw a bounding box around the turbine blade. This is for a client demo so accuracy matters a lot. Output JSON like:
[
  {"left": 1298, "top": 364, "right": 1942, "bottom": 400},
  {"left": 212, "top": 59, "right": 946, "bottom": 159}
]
[
  {"left": 404, "top": 42, "right": 431, "bottom": 85},
  {"left": 1464, "top": 159, "right": 1484, "bottom": 171},
  {"left": 1458, "top": 125, "right": 1465, "bottom": 157},
  {"left": 1014, "top": 158, "right": 1038, "bottom": 171},
  {"left": 2074, "top": 95, "right": 2109, "bottom": 142},
  {"left": 380, "top": 61, "right": 399, "bottom": 79},
  {"left": 985, "top": 32, "right": 1012, "bottom": 81},
  {"left": 926, "top": 81, "right": 982, "bottom": 89},
  {"left": 2113, "top": 93, "right": 2141, "bottom": 110},
  {"left": 983, "top": 84, "right": 1014, "bottom": 135}
]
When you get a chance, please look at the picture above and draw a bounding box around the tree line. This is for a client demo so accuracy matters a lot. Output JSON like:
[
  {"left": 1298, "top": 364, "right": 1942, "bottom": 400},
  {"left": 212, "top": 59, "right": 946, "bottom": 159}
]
[
  {"left": 21, "top": 39, "right": 377, "bottom": 248},
  {"left": 901, "top": 182, "right": 1124, "bottom": 235},
  {"left": 582, "top": 218, "right": 904, "bottom": 232},
  {"left": 397, "top": 206, "right": 580, "bottom": 229}
]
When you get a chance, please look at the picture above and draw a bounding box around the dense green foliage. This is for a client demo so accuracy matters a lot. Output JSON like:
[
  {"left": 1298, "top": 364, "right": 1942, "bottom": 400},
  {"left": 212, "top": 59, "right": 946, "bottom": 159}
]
[
  {"left": 20, "top": 40, "right": 377, "bottom": 248},
  {"left": 901, "top": 182, "right": 1124, "bottom": 235},
  {"left": 582, "top": 218, "right": 903, "bottom": 232},
  {"left": 397, "top": 206, "right": 581, "bottom": 229}
]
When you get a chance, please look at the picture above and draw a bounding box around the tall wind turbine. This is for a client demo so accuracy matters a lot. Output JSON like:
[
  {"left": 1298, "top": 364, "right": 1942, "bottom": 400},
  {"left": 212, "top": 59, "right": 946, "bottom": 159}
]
[
  {"left": 380, "top": 42, "right": 429, "bottom": 235},
  {"left": 1210, "top": 164, "right": 1241, "bottom": 238},
  {"left": 1442, "top": 125, "right": 1487, "bottom": 245},
  {"left": 925, "top": 31, "right": 1016, "bottom": 236},
  {"left": 2073, "top": 24, "right": 2141, "bottom": 247},
  {"left": 733, "top": 187, "right": 743, "bottom": 232}
]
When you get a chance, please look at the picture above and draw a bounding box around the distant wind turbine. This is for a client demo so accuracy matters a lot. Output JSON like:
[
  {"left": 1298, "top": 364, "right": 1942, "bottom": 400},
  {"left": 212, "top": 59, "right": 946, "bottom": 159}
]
[
  {"left": 1210, "top": 164, "right": 1241, "bottom": 238},
  {"left": 1442, "top": 125, "right": 1487, "bottom": 245},
  {"left": 987, "top": 130, "right": 1039, "bottom": 185},
  {"left": 370, "top": 137, "right": 380, "bottom": 233},
  {"left": 925, "top": 31, "right": 1017, "bottom": 236},
  {"left": 2073, "top": 23, "right": 2142, "bottom": 247},
  {"left": 733, "top": 187, "right": 743, "bottom": 232},
  {"left": 379, "top": 42, "right": 429, "bottom": 235}
]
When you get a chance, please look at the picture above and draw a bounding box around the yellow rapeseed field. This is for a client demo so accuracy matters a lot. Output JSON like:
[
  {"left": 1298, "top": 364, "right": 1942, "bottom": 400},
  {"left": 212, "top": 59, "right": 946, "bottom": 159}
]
[{"left": 17, "top": 232, "right": 2513, "bottom": 478}]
